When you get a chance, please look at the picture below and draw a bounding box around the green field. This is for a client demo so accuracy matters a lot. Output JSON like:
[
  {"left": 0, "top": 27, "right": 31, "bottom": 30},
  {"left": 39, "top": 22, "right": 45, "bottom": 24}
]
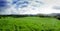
[{"left": 0, "top": 17, "right": 60, "bottom": 31}]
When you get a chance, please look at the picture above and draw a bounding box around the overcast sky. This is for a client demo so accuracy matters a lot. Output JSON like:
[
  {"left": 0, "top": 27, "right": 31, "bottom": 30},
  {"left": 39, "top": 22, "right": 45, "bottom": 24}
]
[{"left": 0, "top": 0, "right": 60, "bottom": 15}]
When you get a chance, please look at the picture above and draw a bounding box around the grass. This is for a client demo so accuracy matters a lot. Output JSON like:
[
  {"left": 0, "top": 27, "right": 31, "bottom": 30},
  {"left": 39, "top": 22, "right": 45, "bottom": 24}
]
[{"left": 0, "top": 17, "right": 60, "bottom": 31}]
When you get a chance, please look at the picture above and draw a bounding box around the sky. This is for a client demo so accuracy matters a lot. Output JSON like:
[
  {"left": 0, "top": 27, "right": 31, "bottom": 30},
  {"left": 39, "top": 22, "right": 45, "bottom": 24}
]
[{"left": 0, "top": 0, "right": 60, "bottom": 15}]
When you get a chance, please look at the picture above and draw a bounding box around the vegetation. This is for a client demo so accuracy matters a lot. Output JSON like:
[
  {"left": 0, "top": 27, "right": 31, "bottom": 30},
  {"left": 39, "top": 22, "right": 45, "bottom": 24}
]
[{"left": 0, "top": 16, "right": 60, "bottom": 31}]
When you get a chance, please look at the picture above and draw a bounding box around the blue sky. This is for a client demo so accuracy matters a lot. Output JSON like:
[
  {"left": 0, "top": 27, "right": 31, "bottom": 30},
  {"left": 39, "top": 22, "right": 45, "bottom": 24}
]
[{"left": 0, "top": 0, "right": 60, "bottom": 15}]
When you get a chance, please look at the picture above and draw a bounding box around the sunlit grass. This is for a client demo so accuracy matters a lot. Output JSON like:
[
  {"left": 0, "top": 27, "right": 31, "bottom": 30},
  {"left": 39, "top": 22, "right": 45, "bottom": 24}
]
[{"left": 0, "top": 17, "right": 60, "bottom": 31}]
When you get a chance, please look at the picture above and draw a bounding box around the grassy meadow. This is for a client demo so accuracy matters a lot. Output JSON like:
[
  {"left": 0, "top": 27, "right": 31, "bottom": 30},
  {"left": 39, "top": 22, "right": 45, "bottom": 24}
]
[{"left": 0, "top": 17, "right": 60, "bottom": 31}]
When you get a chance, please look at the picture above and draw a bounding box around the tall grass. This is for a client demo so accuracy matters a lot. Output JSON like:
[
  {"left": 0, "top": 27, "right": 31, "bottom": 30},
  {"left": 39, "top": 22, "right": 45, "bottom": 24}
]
[{"left": 0, "top": 17, "right": 60, "bottom": 31}]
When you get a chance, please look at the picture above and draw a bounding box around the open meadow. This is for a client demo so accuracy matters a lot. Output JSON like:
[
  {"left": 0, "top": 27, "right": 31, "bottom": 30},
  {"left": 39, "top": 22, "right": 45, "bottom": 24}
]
[{"left": 0, "top": 17, "right": 60, "bottom": 31}]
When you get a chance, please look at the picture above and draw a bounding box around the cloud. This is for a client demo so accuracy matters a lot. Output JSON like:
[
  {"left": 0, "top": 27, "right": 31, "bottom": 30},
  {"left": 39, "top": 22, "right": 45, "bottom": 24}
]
[
  {"left": 1, "top": 0, "right": 60, "bottom": 15},
  {"left": 53, "top": 6, "right": 60, "bottom": 10},
  {"left": 0, "top": 0, "right": 44, "bottom": 15},
  {"left": 0, "top": 0, "right": 10, "bottom": 14}
]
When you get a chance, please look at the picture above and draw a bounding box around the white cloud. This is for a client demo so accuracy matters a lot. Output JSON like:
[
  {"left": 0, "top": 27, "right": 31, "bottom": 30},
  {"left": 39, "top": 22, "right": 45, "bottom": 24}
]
[{"left": 0, "top": 0, "right": 60, "bottom": 15}]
